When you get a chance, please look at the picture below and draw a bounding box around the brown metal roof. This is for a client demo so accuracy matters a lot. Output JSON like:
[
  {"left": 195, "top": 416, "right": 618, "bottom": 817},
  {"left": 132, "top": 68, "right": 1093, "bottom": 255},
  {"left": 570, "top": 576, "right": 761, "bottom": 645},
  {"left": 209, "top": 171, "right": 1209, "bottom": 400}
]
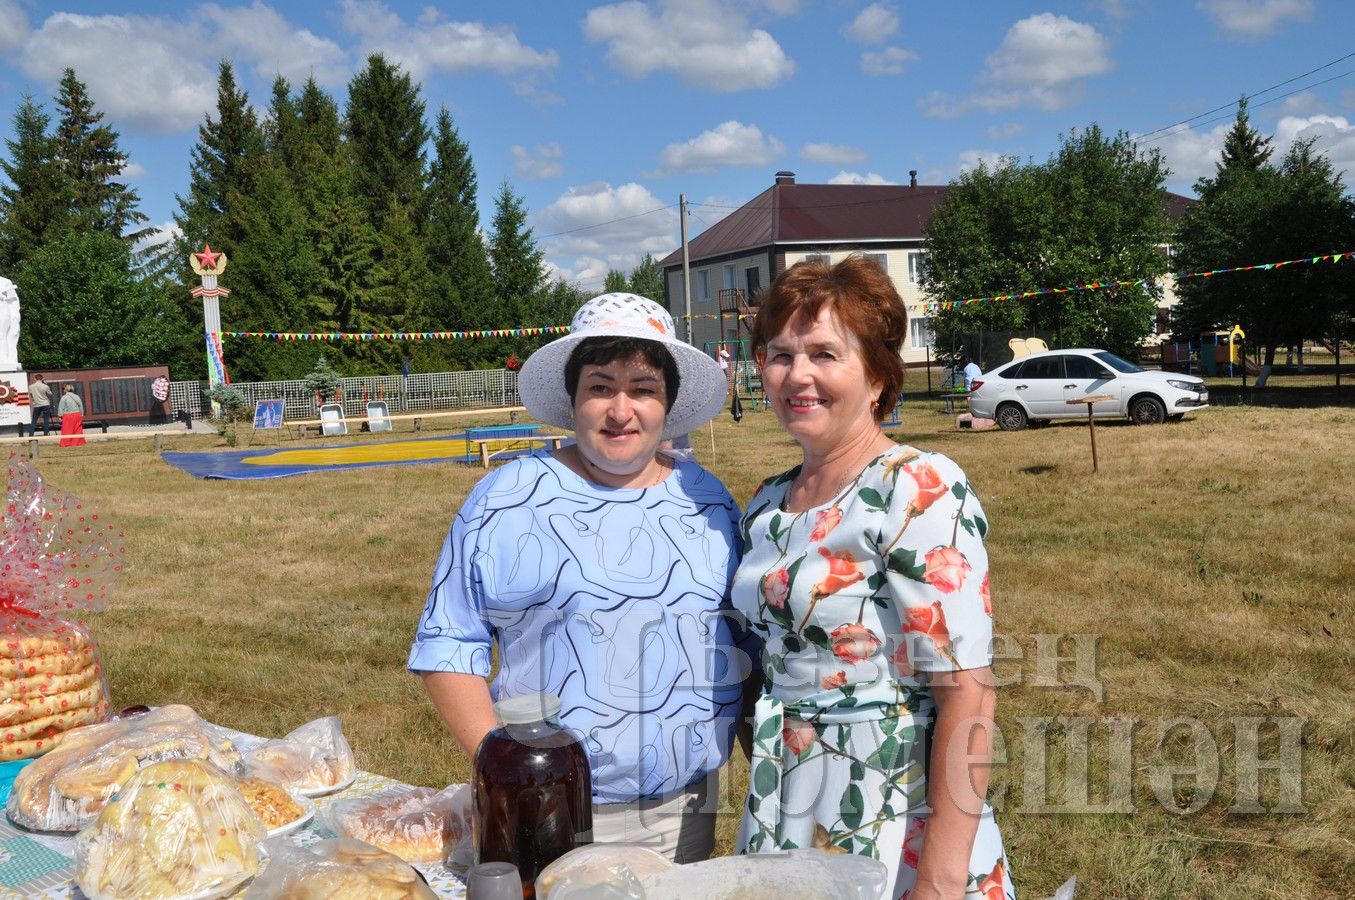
[{"left": 661, "top": 180, "right": 1194, "bottom": 268}]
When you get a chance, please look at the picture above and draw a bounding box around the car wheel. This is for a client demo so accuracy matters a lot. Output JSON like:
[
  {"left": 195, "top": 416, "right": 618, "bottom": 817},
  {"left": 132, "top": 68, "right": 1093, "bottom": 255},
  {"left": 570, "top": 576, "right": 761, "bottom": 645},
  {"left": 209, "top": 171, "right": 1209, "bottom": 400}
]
[
  {"left": 995, "top": 403, "right": 1028, "bottom": 431},
  {"left": 1130, "top": 396, "right": 1167, "bottom": 425},
  {"left": 1167, "top": 413, "right": 1185, "bottom": 422}
]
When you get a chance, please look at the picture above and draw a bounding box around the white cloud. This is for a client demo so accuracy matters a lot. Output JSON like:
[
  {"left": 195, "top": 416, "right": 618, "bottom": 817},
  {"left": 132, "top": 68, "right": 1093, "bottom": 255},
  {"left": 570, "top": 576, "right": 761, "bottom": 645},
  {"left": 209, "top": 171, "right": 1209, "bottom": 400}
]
[
  {"left": 1145, "top": 123, "right": 1228, "bottom": 189},
  {"left": 121, "top": 162, "right": 147, "bottom": 180},
  {"left": 339, "top": 0, "right": 557, "bottom": 80},
  {"left": 956, "top": 150, "right": 1008, "bottom": 174},
  {"left": 201, "top": 2, "right": 349, "bottom": 87},
  {"left": 1279, "top": 91, "right": 1321, "bottom": 116},
  {"left": 986, "top": 122, "right": 1027, "bottom": 140},
  {"left": 14, "top": 3, "right": 354, "bottom": 134},
  {"left": 801, "top": 142, "right": 867, "bottom": 165},
  {"left": 861, "top": 47, "right": 918, "bottom": 77},
  {"left": 19, "top": 13, "right": 219, "bottom": 133},
  {"left": 827, "top": 171, "right": 894, "bottom": 185},
  {"left": 1273, "top": 114, "right": 1355, "bottom": 182},
  {"left": 537, "top": 181, "right": 679, "bottom": 286},
  {"left": 0, "top": 0, "right": 28, "bottom": 53},
  {"left": 923, "top": 14, "right": 1111, "bottom": 117},
  {"left": 976, "top": 14, "right": 1112, "bottom": 111},
  {"left": 583, "top": 0, "right": 795, "bottom": 92},
  {"left": 844, "top": 3, "right": 898, "bottom": 45},
  {"left": 1197, "top": 0, "right": 1314, "bottom": 40},
  {"left": 133, "top": 220, "right": 181, "bottom": 257},
  {"left": 658, "top": 120, "right": 785, "bottom": 174},
  {"left": 511, "top": 143, "right": 565, "bottom": 179}
]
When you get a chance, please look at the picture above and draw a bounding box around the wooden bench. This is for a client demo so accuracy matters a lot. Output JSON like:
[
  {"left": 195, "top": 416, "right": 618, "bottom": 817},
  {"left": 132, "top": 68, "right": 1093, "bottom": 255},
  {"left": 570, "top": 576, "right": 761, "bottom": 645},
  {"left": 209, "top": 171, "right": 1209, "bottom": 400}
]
[
  {"left": 291, "top": 406, "right": 528, "bottom": 438},
  {"left": 0, "top": 428, "right": 192, "bottom": 458},
  {"left": 471, "top": 435, "right": 569, "bottom": 468}
]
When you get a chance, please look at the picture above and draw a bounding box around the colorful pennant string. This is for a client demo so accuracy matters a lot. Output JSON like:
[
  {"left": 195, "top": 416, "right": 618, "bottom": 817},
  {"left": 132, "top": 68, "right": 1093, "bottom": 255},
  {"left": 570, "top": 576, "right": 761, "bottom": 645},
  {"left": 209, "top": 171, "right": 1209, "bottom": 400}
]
[
  {"left": 923, "top": 249, "right": 1355, "bottom": 314},
  {"left": 213, "top": 326, "right": 572, "bottom": 341}
]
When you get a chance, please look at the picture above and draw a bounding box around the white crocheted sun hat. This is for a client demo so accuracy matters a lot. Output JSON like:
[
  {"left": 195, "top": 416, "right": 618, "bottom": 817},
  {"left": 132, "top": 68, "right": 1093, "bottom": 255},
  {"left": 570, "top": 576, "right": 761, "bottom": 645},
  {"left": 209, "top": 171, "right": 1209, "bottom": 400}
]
[{"left": 517, "top": 292, "right": 726, "bottom": 439}]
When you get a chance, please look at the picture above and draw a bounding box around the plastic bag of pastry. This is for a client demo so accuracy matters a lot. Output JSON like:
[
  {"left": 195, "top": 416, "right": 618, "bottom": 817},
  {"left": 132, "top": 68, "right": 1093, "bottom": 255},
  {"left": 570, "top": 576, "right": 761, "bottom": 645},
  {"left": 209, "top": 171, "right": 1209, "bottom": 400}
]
[
  {"left": 536, "top": 844, "right": 672, "bottom": 899},
  {"left": 0, "top": 455, "right": 119, "bottom": 761},
  {"left": 73, "top": 758, "right": 266, "bottom": 900},
  {"left": 322, "top": 784, "right": 471, "bottom": 864},
  {"left": 243, "top": 836, "right": 437, "bottom": 900},
  {"left": 7, "top": 703, "right": 244, "bottom": 832},
  {"left": 242, "top": 715, "right": 355, "bottom": 795},
  {"left": 638, "top": 849, "right": 889, "bottom": 900}
]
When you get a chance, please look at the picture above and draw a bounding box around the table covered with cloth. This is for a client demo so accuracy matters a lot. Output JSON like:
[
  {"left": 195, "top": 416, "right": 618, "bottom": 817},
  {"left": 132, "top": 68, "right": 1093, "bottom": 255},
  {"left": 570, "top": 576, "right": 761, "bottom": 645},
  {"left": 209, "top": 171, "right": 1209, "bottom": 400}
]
[{"left": 0, "top": 727, "right": 469, "bottom": 899}]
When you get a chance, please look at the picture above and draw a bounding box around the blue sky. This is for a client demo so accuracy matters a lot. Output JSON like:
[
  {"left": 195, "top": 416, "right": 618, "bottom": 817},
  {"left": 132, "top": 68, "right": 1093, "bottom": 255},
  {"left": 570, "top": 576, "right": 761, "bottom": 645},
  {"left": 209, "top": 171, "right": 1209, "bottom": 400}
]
[{"left": 2, "top": 0, "right": 1353, "bottom": 295}]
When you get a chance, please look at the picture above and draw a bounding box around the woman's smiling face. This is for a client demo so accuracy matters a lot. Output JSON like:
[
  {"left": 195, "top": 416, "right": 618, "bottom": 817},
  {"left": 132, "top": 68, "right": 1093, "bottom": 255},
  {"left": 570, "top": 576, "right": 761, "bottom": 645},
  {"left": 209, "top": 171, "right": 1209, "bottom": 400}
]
[
  {"left": 760, "top": 306, "right": 882, "bottom": 454},
  {"left": 571, "top": 353, "right": 669, "bottom": 478}
]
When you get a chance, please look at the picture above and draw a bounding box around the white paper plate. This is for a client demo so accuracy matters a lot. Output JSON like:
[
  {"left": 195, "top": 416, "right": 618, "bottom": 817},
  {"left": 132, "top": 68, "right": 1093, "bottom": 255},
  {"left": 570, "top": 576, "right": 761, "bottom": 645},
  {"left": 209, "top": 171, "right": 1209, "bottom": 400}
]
[
  {"left": 296, "top": 771, "right": 356, "bottom": 798},
  {"left": 266, "top": 793, "right": 316, "bottom": 838}
]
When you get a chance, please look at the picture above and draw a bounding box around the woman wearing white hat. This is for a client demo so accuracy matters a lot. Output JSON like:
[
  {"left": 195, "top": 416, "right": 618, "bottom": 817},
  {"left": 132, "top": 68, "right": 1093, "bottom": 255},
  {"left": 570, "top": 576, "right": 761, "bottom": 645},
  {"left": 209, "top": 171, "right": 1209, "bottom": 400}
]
[{"left": 409, "top": 293, "right": 751, "bottom": 862}]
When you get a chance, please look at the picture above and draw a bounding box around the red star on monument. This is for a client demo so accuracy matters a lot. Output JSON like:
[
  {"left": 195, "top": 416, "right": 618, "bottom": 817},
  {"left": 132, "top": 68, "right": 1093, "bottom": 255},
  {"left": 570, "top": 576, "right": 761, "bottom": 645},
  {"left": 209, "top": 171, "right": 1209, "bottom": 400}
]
[{"left": 194, "top": 244, "right": 222, "bottom": 271}]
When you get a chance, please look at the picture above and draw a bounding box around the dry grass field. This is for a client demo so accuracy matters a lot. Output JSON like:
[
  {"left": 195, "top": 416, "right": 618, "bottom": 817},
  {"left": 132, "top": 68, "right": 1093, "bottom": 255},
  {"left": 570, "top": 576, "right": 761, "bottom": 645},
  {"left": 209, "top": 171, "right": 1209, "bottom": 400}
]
[{"left": 11, "top": 369, "right": 1353, "bottom": 898}]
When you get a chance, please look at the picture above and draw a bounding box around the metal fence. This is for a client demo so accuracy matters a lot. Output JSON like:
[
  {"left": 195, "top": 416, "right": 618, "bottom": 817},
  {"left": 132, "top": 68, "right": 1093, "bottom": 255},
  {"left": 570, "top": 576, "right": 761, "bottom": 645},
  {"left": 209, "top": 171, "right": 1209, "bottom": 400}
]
[{"left": 169, "top": 369, "right": 520, "bottom": 421}]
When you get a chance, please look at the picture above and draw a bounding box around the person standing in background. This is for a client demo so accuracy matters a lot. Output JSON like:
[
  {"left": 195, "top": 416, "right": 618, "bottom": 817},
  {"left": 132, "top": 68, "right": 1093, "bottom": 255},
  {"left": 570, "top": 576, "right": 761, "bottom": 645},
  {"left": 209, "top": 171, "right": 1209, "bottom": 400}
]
[
  {"left": 57, "top": 384, "right": 85, "bottom": 447},
  {"left": 963, "top": 357, "right": 983, "bottom": 391},
  {"left": 27, "top": 374, "right": 52, "bottom": 436}
]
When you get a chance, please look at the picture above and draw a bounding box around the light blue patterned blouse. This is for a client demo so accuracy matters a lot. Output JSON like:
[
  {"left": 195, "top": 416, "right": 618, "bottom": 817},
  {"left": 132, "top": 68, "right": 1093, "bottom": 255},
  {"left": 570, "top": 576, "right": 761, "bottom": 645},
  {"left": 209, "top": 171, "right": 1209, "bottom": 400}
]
[{"left": 408, "top": 453, "right": 748, "bottom": 804}]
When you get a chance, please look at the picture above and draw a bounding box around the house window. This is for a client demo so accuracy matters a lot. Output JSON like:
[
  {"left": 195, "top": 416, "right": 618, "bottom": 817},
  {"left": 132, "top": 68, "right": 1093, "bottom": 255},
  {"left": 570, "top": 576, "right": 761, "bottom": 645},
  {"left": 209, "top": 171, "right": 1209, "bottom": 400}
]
[
  {"left": 722, "top": 265, "right": 736, "bottom": 290},
  {"left": 907, "top": 251, "right": 927, "bottom": 284},
  {"left": 909, "top": 316, "right": 934, "bottom": 350},
  {"left": 864, "top": 252, "right": 887, "bottom": 274},
  {"left": 696, "top": 269, "right": 710, "bottom": 301}
]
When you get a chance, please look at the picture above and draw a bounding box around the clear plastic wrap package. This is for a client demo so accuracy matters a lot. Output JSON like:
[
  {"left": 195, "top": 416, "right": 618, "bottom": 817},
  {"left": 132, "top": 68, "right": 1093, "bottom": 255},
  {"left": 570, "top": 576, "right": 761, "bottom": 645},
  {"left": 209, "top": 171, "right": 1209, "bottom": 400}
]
[
  {"left": 535, "top": 844, "right": 674, "bottom": 899},
  {"left": 73, "top": 758, "right": 265, "bottom": 900},
  {"left": 0, "top": 454, "right": 121, "bottom": 760},
  {"left": 639, "top": 849, "right": 889, "bottom": 900},
  {"left": 6, "top": 703, "right": 244, "bottom": 832},
  {"left": 322, "top": 784, "right": 470, "bottom": 863},
  {"left": 242, "top": 715, "right": 355, "bottom": 795},
  {"left": 243, "top": 835, "right": 437, "bottom": 899}
]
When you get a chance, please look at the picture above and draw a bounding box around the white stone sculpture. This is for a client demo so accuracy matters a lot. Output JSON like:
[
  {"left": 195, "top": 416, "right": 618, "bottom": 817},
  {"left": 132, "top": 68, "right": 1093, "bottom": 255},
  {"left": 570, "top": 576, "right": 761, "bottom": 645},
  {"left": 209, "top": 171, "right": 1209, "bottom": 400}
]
[{"left": 0, "top": 276, "right": 20, "bottom": 371}]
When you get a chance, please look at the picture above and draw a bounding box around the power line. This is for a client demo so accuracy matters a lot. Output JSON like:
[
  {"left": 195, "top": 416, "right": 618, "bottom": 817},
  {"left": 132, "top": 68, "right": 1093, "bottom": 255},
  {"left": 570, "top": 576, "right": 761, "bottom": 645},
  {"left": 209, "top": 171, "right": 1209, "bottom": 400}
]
[
  {"left": 1134, "top": 49, "right": 1355, "bottom": 143},
  {"left": 537, "top": 203, "right": 677, "bottom": 239},
  {"left": 1137, "top": 66, "right": 1355, "bottom": 147}
]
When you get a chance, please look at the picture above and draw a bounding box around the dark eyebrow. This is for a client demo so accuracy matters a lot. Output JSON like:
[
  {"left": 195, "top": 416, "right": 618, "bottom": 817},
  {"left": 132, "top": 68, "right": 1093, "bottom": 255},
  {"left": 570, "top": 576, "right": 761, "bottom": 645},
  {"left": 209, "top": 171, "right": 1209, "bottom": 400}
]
[{"left": 581, "top": 368, "right": 660, "bottom": 383}]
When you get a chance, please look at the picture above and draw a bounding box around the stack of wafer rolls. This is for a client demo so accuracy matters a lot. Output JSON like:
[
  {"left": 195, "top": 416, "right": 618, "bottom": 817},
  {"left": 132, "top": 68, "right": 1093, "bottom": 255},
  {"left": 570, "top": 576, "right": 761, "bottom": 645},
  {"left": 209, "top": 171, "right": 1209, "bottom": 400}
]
[{"left": 0, "top": 622, "right": 110, "bottom": 761}]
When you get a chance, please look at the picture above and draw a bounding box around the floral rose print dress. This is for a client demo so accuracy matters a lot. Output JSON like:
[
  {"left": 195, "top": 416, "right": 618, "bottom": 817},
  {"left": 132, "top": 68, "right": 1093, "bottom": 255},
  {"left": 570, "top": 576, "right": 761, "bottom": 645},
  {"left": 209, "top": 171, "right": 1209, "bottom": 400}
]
[{"left": 732, "top": 444, "right": 1015, "bottom": 900}]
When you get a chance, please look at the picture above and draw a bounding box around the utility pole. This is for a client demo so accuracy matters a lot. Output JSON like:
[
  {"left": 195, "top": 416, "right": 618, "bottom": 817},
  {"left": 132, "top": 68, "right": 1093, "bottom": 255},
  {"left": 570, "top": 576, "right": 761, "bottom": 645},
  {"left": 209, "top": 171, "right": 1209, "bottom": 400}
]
[{"left": 680, "top": 193, "right": 693, "bottom": 344}]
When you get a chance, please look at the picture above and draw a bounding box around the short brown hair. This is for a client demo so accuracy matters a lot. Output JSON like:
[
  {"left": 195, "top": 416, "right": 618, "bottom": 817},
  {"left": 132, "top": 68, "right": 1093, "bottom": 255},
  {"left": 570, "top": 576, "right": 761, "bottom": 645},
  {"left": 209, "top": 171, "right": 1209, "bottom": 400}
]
[
  {"left": 564, "top": 336, "right": 680, "bottom": 411},
  {"left": 751, "top": 255, "right": 907, "bottom": 421}
]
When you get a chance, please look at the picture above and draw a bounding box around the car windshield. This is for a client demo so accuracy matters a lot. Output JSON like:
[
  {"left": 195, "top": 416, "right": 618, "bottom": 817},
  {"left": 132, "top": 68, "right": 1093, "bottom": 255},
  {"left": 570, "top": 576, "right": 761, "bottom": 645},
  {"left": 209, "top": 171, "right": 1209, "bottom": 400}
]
[{"left": 1094, "top": 351, "right": 1144, "bottom": 374}]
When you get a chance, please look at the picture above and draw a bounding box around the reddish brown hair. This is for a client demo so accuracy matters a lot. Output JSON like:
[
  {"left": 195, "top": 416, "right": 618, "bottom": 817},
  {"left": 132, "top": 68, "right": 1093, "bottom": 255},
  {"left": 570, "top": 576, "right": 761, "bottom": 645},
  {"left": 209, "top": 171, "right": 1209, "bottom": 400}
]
[{"left": 752, "top": 255, "right": 907, "bottom": 421}]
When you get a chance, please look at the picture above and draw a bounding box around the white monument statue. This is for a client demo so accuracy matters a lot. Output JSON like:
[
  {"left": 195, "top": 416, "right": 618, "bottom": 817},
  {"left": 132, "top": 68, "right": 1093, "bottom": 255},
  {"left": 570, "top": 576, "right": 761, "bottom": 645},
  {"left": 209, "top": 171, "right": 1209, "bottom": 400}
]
[{"left": 0, "top": 276, "right": 20, "bottom": 372}]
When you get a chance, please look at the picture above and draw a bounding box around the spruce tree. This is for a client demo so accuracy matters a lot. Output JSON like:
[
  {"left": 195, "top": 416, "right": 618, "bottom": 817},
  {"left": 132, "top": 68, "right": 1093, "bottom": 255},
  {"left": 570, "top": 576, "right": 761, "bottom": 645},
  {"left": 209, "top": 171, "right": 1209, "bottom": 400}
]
[
  {"left": 52, "top": 69, "right": 147, "bottom": 240},
  {"left": 343, "top": 54, "right": 429, "bottom": 226},
  {"left": 488, "top": 180, "right": 545, "bottom": 326},
  {"left": 603, "top": 269, "right": 627, "bottom": 293},
  {"left": 422, "top": 107, "right": 493, "bottom": 350},
  {"left": 173, "top": 61, "right": 265, "bottom": 262},
  {"left": 0, "top": 95, "right": 67, "bottom": 271},
  {"left": 1218, "top": 97, "right": 1272, "bottom": 174}
]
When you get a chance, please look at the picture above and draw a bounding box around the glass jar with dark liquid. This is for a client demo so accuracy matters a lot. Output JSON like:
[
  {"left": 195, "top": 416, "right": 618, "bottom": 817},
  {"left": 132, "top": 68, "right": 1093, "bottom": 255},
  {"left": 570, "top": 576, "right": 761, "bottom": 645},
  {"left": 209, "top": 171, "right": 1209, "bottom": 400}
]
[{"left": 470, "top": 693, "right": 593, "bottom": 898}]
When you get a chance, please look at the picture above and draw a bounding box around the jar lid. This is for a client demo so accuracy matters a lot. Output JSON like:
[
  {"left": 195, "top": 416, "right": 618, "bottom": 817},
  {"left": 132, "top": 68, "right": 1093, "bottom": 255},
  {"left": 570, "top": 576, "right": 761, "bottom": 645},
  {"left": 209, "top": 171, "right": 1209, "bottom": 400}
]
[{"left": 494, "top": 693, "right": 562, "bottom": 725}]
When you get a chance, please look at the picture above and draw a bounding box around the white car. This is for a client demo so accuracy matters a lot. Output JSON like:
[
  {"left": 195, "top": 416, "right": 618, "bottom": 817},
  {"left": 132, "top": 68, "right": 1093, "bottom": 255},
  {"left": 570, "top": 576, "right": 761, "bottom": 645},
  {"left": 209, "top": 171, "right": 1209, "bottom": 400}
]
[{"left": 966, "top": 348, "right": 1209, "bottom": 430}]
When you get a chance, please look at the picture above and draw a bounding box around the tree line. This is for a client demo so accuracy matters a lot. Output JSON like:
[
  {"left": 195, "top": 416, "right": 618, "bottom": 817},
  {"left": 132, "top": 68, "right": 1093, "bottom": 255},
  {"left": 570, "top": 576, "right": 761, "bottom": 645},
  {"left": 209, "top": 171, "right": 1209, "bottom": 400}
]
[
  {"left": 922, "top": 106, "right": 1355, "bottom": 366},
  {"left": 0, "top": 56, "right": 665, "bottom": 382}
]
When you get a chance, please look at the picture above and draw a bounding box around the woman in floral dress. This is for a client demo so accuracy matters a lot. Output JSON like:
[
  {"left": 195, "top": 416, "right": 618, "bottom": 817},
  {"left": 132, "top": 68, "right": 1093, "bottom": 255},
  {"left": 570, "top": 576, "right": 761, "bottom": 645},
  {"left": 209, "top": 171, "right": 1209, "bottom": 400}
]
[{"left": 733, "top": 256, "right": 1015, "bottom": 900}]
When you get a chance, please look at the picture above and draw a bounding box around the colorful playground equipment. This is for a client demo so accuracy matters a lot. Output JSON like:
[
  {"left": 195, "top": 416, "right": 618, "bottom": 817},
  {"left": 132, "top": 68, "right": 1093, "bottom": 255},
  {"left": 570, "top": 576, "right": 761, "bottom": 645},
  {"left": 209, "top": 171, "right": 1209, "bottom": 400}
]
[{"left": 1160, "top": 326, "right": 1257, "bottom": 376}]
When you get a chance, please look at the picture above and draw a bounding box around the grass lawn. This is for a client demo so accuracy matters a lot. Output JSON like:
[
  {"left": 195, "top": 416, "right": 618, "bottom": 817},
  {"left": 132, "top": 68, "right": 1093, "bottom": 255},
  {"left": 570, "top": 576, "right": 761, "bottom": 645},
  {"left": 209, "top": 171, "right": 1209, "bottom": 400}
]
[{"left": 13, "top": 371, "right": 1353, "bottom": 898}]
